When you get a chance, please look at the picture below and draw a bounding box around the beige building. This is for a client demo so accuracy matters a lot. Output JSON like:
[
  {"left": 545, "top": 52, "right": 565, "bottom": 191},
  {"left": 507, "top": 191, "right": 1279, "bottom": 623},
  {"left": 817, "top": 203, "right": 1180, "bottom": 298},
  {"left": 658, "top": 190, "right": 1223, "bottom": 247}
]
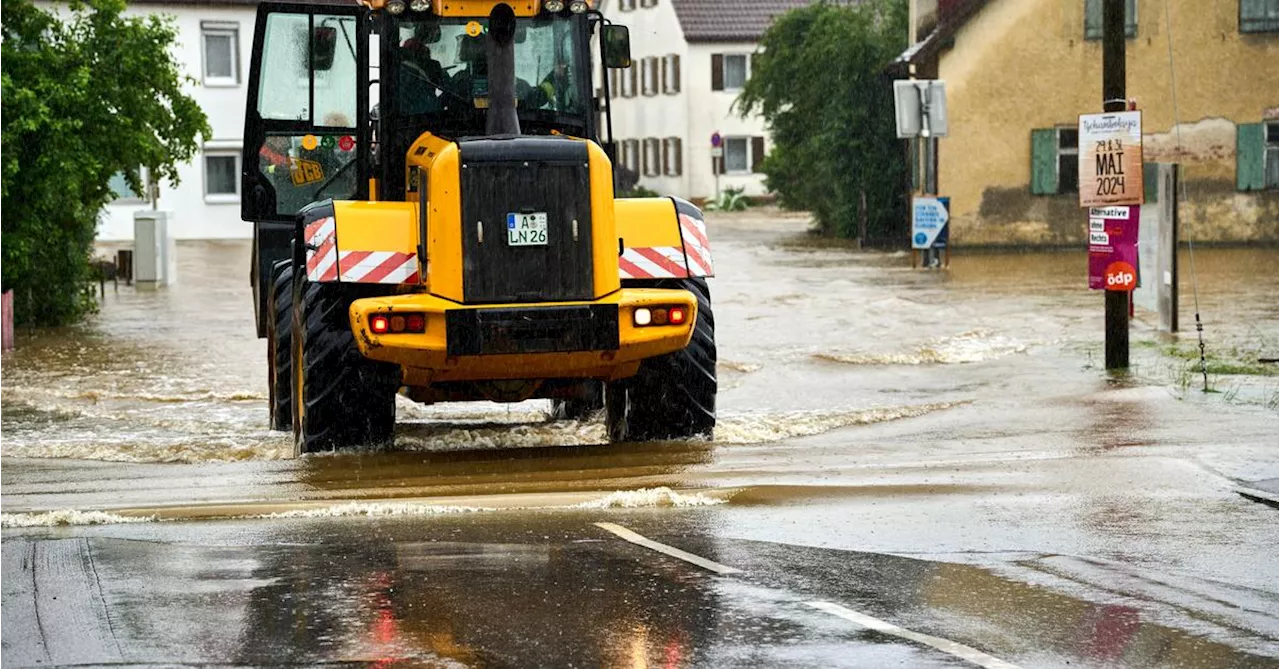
[{"left": 896, "top": 0, "right": 1278, "bottom": 245}]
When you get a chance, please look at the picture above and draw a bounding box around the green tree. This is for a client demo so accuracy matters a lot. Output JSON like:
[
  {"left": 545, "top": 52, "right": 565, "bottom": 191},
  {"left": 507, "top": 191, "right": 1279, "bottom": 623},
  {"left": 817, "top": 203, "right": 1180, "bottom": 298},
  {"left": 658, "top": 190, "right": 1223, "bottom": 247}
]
[
  {"left": 2, "top": 0, "right": 209, "bottom": 326},
  {"left": 737, "top": 0, "right": 909, "bottom": 240}
]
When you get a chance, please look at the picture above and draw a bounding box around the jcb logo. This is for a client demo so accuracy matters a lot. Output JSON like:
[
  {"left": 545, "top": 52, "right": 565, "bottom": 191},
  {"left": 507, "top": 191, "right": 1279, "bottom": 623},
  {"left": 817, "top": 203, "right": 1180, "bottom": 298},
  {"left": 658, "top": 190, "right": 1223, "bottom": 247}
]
[
  {"left": 1104, "top": 261, "right": 1136, "bottom": 291},
  {"left": 290, "top": 159, "right": 324, "bottom": 186}
]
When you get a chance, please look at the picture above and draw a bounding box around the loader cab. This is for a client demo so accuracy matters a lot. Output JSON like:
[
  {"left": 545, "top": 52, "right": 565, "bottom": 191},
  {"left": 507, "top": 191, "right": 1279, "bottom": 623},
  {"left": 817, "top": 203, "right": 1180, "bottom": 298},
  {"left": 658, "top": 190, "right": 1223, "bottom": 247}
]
[
  {"left": 375, "top": 11, "right": 597, "bottom": 202},
  {"left": 241, "top": 3, "right": 620, "bottom": 222}
]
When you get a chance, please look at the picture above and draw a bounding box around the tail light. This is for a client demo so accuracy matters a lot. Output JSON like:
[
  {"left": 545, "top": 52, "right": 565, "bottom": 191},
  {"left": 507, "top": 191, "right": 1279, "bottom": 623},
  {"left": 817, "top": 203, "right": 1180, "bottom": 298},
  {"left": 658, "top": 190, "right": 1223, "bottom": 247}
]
[
  {"left": 632, "top": 305, "right": 691, "bottom": 328},
  {"left": 370, "top": 312, "right": 426, "bottom": 334}
]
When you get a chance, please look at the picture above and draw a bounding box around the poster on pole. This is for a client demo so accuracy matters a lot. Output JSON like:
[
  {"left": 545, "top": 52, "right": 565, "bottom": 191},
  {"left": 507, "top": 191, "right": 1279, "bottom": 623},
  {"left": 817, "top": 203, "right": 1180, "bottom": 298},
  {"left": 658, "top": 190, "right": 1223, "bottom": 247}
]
[
  {"left": 1078, "top": 111, "right": 1144, "bottom": 208},
  {"left": 912, "top": 196, "right": 950, "bottom": 250},
  {"left": 1088, "top": 206, "right": 1139, "bottom": 291}
]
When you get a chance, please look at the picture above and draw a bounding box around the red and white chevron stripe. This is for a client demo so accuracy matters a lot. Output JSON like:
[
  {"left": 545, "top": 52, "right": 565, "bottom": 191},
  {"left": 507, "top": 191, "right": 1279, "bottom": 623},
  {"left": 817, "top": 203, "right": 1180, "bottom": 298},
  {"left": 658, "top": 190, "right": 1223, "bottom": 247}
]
[
  {"left": 338, "top": 251, "right": 419, "bottom": 284},
  {"left": 619, "top": 246, "right": 690, "bottom": 280},
  {"left": 305, "top": 216, "right": 338, "bottom": 282},
  {"left": 679, "top": 213, "right": 714, "bottom": 277}
]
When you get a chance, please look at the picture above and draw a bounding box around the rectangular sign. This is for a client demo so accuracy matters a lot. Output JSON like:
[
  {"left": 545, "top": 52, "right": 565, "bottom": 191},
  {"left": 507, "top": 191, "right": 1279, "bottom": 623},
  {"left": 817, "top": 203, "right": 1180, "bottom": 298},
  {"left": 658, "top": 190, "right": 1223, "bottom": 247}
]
[
  {"left": 1078, "top": 111, "right": 1144, "bottom": 208},
  {"left": 1088, "top": 205, "right": 1139, "bottom": 291},
  {"left": 506, "top": 212, "right": 548, "bottom": 246},
  {"left": 911, "top": 196, "right": 950, "bottom": 249}
]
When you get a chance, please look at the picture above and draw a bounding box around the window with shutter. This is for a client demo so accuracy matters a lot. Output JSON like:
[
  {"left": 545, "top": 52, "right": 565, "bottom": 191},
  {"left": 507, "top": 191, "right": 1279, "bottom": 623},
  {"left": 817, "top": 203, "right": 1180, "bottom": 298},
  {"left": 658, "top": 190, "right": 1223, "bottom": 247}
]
[
  {"left": 724, "top": 137, "right": 749, "bottom": 173},
  {"left": 664, "top": 137, "right": 682, "bottom": 176},
  {"left": 619, "top": 0, "right": 636, "bottom": 11},
  {"left": 1236, "top": 122, "right": 1266, "bottom": 191},
  {"left": 644, "top": 56, "right": 659, "bottom": 95},
  {"left": 1267, "top": 121, "right": 1279, "bottom": 189},
  {"left": 1056, "top": 127, "right": 1079, "bottom": 195},
  {"left": 1085, "top": 0, "right": 1137, "bottom": 39},
  {"left": 626, "top": 139, "right": 641, "bottom": 174},
  {"left": 1241, "top": 0, "right": 1280, "bottom": 32},
  {"left": 670, "top": 54, "right": 681, "bottom": 93},
  {"left": 628, "top": 65, "right": 638, "bottom": 98},
  {"left": 711, "top": 54, "right": 724, "bottom": 91},
  {"left": 1030, "top": 129, "right": 1059, "bottom": 195},
  {"left": 723, "top": 54, "right": 748, "bottom": 90}
]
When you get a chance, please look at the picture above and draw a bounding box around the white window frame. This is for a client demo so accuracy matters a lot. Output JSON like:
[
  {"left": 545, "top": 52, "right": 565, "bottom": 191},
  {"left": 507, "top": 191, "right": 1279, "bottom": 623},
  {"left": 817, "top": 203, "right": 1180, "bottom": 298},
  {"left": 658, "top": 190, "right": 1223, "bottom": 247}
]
[
  {"left": 723, "top": 136, "right": 750, "bottom": 174},
  {"left": 204, "top": 150, "right": 242, "bottom": 203},
  {"left": 722, "top": 53, "right": 749, "bottom": 91},
  {"left": 108, "top": 168, "right": 149, "bottom": 204},
  {"left": 201, "top": 22, "right": 240, "bottom": 87}
]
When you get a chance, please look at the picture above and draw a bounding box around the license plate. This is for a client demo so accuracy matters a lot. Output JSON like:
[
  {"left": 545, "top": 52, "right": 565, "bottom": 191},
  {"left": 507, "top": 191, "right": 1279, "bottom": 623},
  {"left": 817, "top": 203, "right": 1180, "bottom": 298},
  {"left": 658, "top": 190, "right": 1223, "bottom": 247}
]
[{"left": 506, "top": 212, "right": 548, "bottom": 246}]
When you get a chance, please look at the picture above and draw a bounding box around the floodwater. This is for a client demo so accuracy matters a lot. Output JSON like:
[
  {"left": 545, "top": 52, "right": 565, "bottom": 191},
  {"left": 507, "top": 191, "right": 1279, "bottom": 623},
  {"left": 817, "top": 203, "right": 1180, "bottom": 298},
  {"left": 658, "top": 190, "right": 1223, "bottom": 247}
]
[{"left": 2, "top": 211, "right": 1276, "bottom": 667}]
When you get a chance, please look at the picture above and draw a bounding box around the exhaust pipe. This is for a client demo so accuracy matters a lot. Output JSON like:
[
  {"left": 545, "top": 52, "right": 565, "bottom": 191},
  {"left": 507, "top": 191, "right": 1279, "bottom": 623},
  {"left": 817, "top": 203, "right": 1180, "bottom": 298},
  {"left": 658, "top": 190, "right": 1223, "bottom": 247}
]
[{"left": 485, "top": 3, "right": 520, "bottom": 136}]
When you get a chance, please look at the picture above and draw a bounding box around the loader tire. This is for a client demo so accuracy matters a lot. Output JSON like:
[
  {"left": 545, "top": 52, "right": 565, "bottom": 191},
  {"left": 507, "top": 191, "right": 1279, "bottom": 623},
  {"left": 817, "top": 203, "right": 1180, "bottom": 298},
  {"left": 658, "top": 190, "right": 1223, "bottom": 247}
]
[
  {"left": 606, "top": 278, "right": 716, "bottom": 442},
  {"left": 267, "top": 261, "right": 293, "bottom": 431},
  {"left": 550, "top": 381, "right": 604, "bottom": 420},
  {"left": 291, "top": 278, "right": 400, "bottom": 454}
]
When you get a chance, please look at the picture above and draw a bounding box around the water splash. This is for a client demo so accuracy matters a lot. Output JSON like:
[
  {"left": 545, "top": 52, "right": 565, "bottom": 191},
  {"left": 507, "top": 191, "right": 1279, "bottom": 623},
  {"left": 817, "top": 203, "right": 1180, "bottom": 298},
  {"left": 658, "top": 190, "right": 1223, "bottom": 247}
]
[
  {"left": 256, "top": 502, "right": 493, "bottom": 519},
  {"left": 814, "top": 330, "right": 1028, "bottom": 366},
  {"left": 715, "top": 402, "right": 964, "bottom": 444},
  {"left": 1, "top": 510, "right": 154, "bottom": 528},
  {"left": 572, "top": 487, "right": 727, "bottom": 509}
]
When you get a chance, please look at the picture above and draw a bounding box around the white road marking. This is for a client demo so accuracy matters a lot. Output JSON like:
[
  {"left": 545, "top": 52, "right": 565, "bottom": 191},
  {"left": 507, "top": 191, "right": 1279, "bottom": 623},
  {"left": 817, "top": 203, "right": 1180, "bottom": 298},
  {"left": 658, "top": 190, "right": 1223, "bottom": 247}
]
[
  {"left": 805, "top": 601, "right": 1023, "bottom": 669},
  {"left": 593, "top": 522, "right": 743, "bottom": 575}
]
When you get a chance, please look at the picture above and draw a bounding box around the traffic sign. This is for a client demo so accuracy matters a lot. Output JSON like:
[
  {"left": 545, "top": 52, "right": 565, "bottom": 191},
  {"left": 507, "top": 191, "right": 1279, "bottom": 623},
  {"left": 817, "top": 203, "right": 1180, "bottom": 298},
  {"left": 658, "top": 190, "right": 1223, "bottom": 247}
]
[{"left": 711, "top": 132, "right": 722, "bottom": 148}]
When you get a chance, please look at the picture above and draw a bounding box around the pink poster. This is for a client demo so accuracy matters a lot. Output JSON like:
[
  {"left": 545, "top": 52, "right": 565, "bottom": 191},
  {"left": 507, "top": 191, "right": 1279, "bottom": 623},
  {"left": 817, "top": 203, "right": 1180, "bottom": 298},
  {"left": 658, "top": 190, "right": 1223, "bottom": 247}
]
[{"left": 1087, "top": 206, "right": 1139, "bottom": 291}]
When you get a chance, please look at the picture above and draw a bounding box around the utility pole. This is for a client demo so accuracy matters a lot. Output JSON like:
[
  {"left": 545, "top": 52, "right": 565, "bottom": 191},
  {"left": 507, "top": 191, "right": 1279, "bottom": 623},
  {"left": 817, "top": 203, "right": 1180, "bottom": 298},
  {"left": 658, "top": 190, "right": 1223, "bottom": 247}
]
[{"left": 1102, "top": 0, "right": 1128, "bottom": 369}]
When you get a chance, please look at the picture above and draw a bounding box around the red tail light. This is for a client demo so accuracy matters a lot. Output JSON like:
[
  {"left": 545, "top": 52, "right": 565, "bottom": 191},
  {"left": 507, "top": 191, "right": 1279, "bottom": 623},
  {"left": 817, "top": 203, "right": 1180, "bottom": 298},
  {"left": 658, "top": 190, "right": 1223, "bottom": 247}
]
[
  {"left": 669, "top": 307, "right": 686, "bottom": 325},
  {"left": 371, "top": 312, "right": 425, "bottom": 334}
]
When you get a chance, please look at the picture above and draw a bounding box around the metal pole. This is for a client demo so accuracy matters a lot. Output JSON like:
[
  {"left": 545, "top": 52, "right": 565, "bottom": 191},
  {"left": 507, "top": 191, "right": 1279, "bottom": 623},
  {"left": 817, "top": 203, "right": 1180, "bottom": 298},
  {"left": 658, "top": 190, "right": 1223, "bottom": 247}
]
[{"left": 1103, "top": 0, "right": 1129, "bottom": 369}]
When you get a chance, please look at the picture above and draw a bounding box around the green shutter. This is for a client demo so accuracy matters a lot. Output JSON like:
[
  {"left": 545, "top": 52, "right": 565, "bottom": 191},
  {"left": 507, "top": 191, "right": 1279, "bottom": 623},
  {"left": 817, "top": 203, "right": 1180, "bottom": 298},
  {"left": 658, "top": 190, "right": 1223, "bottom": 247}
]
[
  {"left": 1085, "top": 0, "right": 1102, "bottom": 39},
  {"left": 1142, "top": 161, "right": 1158, "bottom": 203},
  {"left": 1237, "top": 123, "right": 1265, "bottom": 191},
  {"left": 1031, "top": 129, "right": 1059, "bottom": 195}
]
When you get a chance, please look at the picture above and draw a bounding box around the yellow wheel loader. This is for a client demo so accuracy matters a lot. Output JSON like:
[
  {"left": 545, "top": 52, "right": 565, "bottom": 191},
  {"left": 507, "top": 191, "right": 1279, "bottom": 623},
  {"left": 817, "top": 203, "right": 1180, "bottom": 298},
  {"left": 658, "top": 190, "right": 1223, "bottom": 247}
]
[{"left": 241, "top": 0, "right": 717, "bottom": 453}]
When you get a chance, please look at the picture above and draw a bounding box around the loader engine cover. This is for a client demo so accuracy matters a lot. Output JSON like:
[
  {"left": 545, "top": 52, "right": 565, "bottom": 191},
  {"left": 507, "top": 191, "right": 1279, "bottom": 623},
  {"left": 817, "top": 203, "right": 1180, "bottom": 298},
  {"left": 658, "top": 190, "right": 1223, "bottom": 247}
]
[{"left": 457, "top": 136, "right": 594, "bottom": 304}]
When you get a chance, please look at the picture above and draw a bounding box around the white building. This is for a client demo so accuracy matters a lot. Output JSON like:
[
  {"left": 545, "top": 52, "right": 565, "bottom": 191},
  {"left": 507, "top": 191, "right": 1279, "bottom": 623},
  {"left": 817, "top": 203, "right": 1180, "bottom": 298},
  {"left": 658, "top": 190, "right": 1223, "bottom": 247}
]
[
  {"left": 97, "top": 0, "right": 258, "bottom": 241},
  {"left": 92, "top": 0, "right": 796, "bottom": 241},
  {"left": 602, "top": 0, "right": 806, "bottom": 201}
]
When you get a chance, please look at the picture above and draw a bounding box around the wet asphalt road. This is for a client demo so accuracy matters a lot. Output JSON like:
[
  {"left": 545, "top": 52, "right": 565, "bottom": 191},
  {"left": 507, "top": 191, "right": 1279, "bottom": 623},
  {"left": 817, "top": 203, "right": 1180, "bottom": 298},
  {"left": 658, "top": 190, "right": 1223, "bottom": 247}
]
[{"left": 2, "top": 211, "right": 1277, "bottom": 667}]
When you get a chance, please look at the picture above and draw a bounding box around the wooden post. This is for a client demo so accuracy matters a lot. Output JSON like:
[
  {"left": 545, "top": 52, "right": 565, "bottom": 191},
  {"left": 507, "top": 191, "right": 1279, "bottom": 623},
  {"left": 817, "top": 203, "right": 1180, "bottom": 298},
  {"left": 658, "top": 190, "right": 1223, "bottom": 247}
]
[
  {"left": 1103, "top": 0, "right": 1129, "bottom": 369},
  {"left": 1, "top": 290, "right": 13, "bottom": 352}
]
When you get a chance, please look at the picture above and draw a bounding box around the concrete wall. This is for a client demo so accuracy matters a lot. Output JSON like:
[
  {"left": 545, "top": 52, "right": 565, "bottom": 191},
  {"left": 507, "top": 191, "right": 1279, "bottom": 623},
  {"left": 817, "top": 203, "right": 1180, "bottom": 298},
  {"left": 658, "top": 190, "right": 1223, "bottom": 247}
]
[
  {"left": 99, "top": 4, "right": 258, "bottom": 241},
  {"left": 933, "top": 0, "right": 1278, "bottom": 245}
]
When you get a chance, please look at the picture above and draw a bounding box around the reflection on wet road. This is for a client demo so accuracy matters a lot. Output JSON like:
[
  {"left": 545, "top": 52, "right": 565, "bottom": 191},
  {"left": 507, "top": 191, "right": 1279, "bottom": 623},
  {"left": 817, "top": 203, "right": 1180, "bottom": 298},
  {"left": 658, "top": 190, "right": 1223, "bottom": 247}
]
[
  {"left": 2, "top": 213, "right": 1276, "bottom": 666},
  {"left": 3, "top": 512, "right": 1274, "bottom": 667}
]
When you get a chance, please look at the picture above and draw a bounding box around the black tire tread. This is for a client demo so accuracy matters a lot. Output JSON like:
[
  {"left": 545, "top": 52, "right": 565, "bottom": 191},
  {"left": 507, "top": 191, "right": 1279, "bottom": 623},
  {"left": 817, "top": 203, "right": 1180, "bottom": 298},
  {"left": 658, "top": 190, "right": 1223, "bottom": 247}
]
[
  {"left": 608, "top": 278, "right": 716, "bottom": 442},
  {"left": 293, "top": 280, "right": 400, "bottom": 453},
  {"left": 268, "top": 261, "right": 293, "bottom": 431}
]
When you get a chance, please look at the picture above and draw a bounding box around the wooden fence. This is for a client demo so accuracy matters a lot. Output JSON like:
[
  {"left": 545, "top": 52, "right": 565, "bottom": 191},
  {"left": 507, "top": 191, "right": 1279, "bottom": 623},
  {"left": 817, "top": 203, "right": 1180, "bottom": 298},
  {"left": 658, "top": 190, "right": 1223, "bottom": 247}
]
[{"left": 2, "top": 290, "right": 13, "bottom": 352}]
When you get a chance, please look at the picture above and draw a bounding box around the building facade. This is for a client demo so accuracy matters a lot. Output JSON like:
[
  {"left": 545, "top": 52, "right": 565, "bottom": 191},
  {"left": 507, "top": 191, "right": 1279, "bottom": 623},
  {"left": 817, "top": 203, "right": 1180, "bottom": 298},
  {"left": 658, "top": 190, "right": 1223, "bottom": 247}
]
[
  {"left": 603, "top": 0, "right": 806, "bottom": 201},
  {"left": 90, "top": 0, "right": 258, "bottom": 241},
  {"left": 898, "top": 0, "right": 1278, "bottom": 245}
]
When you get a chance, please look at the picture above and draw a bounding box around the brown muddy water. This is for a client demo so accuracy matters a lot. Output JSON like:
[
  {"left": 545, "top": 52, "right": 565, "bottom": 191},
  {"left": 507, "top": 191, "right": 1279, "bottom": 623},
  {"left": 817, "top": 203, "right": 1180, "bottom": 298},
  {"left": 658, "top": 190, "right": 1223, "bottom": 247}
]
[{"left": 1, "top": 216, "right": 1274, "bottom": 466}]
